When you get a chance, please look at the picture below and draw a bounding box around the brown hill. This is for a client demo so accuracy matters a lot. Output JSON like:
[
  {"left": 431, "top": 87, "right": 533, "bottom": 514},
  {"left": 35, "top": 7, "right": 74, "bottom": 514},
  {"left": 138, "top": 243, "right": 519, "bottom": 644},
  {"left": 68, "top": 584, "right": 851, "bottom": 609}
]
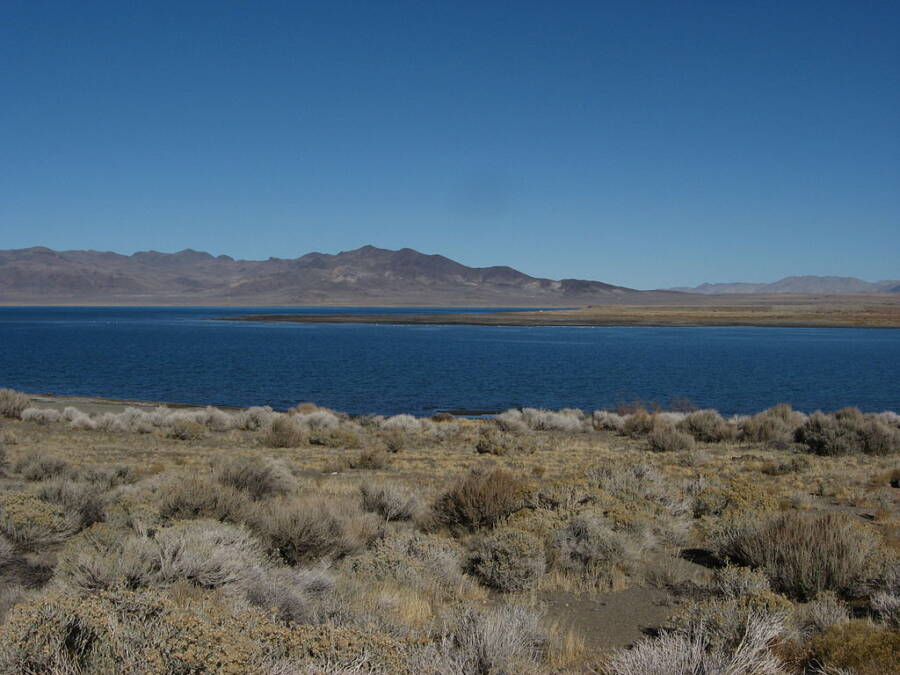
[{"left": 0, "top": 245, "right": 644, "bottom": 306}]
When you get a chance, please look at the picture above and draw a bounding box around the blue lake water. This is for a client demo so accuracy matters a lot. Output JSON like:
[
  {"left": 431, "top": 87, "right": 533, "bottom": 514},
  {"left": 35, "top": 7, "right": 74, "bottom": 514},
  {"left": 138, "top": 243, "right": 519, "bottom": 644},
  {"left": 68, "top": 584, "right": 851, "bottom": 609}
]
[{"left": 0, "top": 307, "right": 898, "bottom": 415}]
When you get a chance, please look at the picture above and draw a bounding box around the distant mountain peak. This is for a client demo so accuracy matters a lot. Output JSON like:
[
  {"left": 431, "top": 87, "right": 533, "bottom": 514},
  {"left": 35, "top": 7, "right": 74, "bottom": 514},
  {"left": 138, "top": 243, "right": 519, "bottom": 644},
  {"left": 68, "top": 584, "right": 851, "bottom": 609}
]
[
  {"left": 671, "top": 275, "right": 900, "bottom": 295},
  {"left": 0, "top": 244, "right": 639, "bottom": 305}
]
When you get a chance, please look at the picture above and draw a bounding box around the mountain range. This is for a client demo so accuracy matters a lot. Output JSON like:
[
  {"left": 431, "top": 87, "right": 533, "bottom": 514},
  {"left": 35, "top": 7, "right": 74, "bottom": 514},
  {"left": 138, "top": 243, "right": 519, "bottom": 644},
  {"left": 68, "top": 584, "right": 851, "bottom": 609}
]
[
  {"left": 0, "top": 245, "right": 641, "bottom": 305},
  {"left": 670, "top": 276, "right": 900, "bottom": 295}
]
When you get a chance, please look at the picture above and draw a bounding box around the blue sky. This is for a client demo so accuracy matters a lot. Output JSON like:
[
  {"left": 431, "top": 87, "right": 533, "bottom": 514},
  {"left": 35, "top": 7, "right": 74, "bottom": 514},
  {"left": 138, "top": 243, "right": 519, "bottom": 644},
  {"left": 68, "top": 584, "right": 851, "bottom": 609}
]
[{"left": 1, "top": 1, "right": 898, "bottom": 289}]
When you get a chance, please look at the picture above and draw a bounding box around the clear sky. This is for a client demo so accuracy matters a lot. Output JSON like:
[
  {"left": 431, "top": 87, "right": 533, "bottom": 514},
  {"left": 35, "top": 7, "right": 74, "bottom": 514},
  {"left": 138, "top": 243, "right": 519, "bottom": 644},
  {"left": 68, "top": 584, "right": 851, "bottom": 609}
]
[{"left": 1, "top": 1, "right": 898, "bottom": 289}]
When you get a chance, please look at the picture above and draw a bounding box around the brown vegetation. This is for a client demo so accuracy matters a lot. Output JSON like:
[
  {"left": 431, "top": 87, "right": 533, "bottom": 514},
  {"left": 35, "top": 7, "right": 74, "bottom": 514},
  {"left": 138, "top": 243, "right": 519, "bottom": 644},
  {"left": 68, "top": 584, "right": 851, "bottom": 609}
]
[{"left": 0, "top": 390, "right": 896, "bottom": 672}]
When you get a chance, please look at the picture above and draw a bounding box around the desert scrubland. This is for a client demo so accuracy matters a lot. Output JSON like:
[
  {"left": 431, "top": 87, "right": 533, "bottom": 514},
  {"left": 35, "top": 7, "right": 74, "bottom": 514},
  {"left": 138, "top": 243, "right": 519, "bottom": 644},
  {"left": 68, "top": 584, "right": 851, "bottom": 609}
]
[{"left": 0, "top": 388, "right": 898, "bottom": 673}]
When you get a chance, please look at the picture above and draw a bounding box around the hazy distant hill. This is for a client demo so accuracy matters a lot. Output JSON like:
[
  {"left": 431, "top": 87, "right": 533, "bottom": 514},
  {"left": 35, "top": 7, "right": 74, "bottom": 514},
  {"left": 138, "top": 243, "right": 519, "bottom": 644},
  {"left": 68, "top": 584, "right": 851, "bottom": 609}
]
[
  {"left": 671, "top": 275, "right": 900, "bottom": 295},
  {"left": 0, "top": 245, "right": 642, "bottom": 305}
]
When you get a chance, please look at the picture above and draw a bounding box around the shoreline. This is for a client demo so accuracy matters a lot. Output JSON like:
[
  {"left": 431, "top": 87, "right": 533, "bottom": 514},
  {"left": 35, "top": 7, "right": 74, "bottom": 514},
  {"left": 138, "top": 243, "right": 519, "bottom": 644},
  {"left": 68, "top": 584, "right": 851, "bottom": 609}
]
[{"left": 222, "top": 305, "right": 900, "bottom": 329}]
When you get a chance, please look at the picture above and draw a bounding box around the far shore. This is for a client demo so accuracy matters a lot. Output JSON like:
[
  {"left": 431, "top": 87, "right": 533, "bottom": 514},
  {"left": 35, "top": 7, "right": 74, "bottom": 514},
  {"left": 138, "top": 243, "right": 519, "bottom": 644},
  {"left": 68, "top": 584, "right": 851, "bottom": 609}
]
[{"left": 223, "top": 297, "right": 900, "bottom": 329}]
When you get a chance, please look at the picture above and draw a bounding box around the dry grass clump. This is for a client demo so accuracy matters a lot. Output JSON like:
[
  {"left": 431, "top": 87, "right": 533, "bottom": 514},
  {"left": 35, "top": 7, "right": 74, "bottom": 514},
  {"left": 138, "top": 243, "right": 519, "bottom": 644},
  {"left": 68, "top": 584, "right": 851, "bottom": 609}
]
[
  {"left": 714, "top": 511, "right": 883, "bottom": 601},
  {"left": 164, "top": 418, "right": 206, "bottom": 440},
  {"left": 808, "top": 619, "right": 900, "bottom": 675},
  {"left": 797, "top": 409, "right": 900, "bottom": 456},
  {"left": 623, "top": 410, "right": 656, "bottom": 437},
  {"left": 346, "top": 447, "right": 390, "bottom": 469},
  {"left": 35, "top": 478, "right": 107, "bottom": 531},
  {"left": 677, "top": 409, "right": 736, "bottom": 442},
  {"left": 432, "top": 466, "right": 528, "bottom": 531},
  {"left": 250, "top": 495, "right": 378, "bottom": 565},
  {"left": 468, "top": 528, "right": 545, "bottom": 592},
  {"left": 740, "top": 403, "right": 806, "bottom": 445},
  {"left": 647, "top": 422, "right": 696, "bottom": 452},
  {"left": 360, "top": 480, "right": 422, "bottom": 521},
  {"left": 0, "top": 389, "right": 30, "bottom": 420},
  {"left": 216, "top": 455, "right": 296, "bottom": 500},
  {"left": 13, "top": 451, "right": 71, "bottom": 481},
  {"left": 264, "top": 415, "right": 308, "bottom": 448},
  {"left": 158, "top": 476, "right": 252, "bottom": 523}
]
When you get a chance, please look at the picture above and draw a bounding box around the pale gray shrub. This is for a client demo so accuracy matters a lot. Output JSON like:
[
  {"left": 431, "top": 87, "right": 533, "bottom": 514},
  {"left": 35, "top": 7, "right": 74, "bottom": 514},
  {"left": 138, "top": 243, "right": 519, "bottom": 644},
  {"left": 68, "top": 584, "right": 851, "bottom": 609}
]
[
  {"left": 875, "top": 410, "right": 900, "bottom": 428},
  {"left": 237, "top": 565, "right": 336, "bottom": 624},
  {"left": 521, "top": 407, "right": 584, "bottom": 432},
  {"left": 551, "top": 513, "right": 633, "bottom": 576},
  {"left": 294, "top": 409, "right": 341, "bottom": 431},
  {"left": 468, "top": 529, "right": 545, "bottom": 592},
  {"left": 36, "top": 479, "right": 107, "bottom": 530},
  {"left": 154, "top": 520, "right": 266, "bottom": 588},
  {"left": 359, "top": 480, "right": 422, "bottom": 521},
  {"left": 235, "top": 405, "right": 276, "bottom": 431},
  {"left": 14, "top": 451, "right": 71, "bottom": 481},
  {"left": 200, "top": 406, "right": 236, "bottom": 431},
  {"left": 217, "top": 456, "right": 296, "bottom": 500},
  {"left": 656, "top": 411, "right": 688, "bottom": 425},
  {"left": 870, "top": 591, "right": 899, "bottom": 627},
  {"left": 56, "top": 533, "right": 160, "bottom": 591},
  {"left": 713, "top": 564, "right": 771, "bottom": 599},
  {"left": 67, "top": 410, "right": 97, "bottom": 430},
  {"left": 0, "top": 389, "right": 30, "bottom": 419},
  {"left": 794, "top": 592, "right": 850, "bottom": 637},
  {"left": 20, "top": 408, "right": 62, "bottom": 425},
  {"left": 442, "top": 605, "right": 548, "bottom": 674},
  {"left": 0, "top": 533, "right": 14, "bottom": 566},
  {"left": 605, "top": 611, "right": 788, "bottom": 675},
  {"left": 251, "top": 496, "right": 376, "bottom": 565},
  {"left": 381, "top": 414, "right": 432, "bottom": 434},
  {"left": 494, "top": 409, "right": 529, "bottom": 433},
  {"left": 713, "top": 511, "right": 882, "bottom": 600},
  {"left": 349, "top": 531, "right": 470, "bottom": 595},
  {"left": 592, "top": 410, "right": 625, "bottom": 432}
]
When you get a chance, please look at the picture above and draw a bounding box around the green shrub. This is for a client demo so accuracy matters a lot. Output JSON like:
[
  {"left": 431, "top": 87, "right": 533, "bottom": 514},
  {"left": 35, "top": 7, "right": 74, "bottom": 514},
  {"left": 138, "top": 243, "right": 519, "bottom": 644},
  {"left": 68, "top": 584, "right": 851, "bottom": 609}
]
[
  {"left": 468, "top": 529, "right": 545, "bottom": 592},
  {"left": 714, "top": 511, "right": 882, "bottom": 600},
  {"left": 433, "top": 466, "right": 528, "bottom": 531}
]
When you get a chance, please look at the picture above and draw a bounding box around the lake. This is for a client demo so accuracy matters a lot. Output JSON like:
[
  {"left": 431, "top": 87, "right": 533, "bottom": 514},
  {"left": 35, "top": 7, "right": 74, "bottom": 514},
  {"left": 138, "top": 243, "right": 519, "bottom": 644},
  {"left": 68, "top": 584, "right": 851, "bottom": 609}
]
[{"left": 0, "top": 307, "right": 897, "bottom": 415}]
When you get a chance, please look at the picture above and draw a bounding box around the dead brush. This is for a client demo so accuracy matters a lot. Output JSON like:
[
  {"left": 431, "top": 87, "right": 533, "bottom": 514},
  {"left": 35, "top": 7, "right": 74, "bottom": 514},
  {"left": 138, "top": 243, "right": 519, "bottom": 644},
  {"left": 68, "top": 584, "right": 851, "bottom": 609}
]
[{"left": 432, "top": 466, "right": 528, "bottom": 532}]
